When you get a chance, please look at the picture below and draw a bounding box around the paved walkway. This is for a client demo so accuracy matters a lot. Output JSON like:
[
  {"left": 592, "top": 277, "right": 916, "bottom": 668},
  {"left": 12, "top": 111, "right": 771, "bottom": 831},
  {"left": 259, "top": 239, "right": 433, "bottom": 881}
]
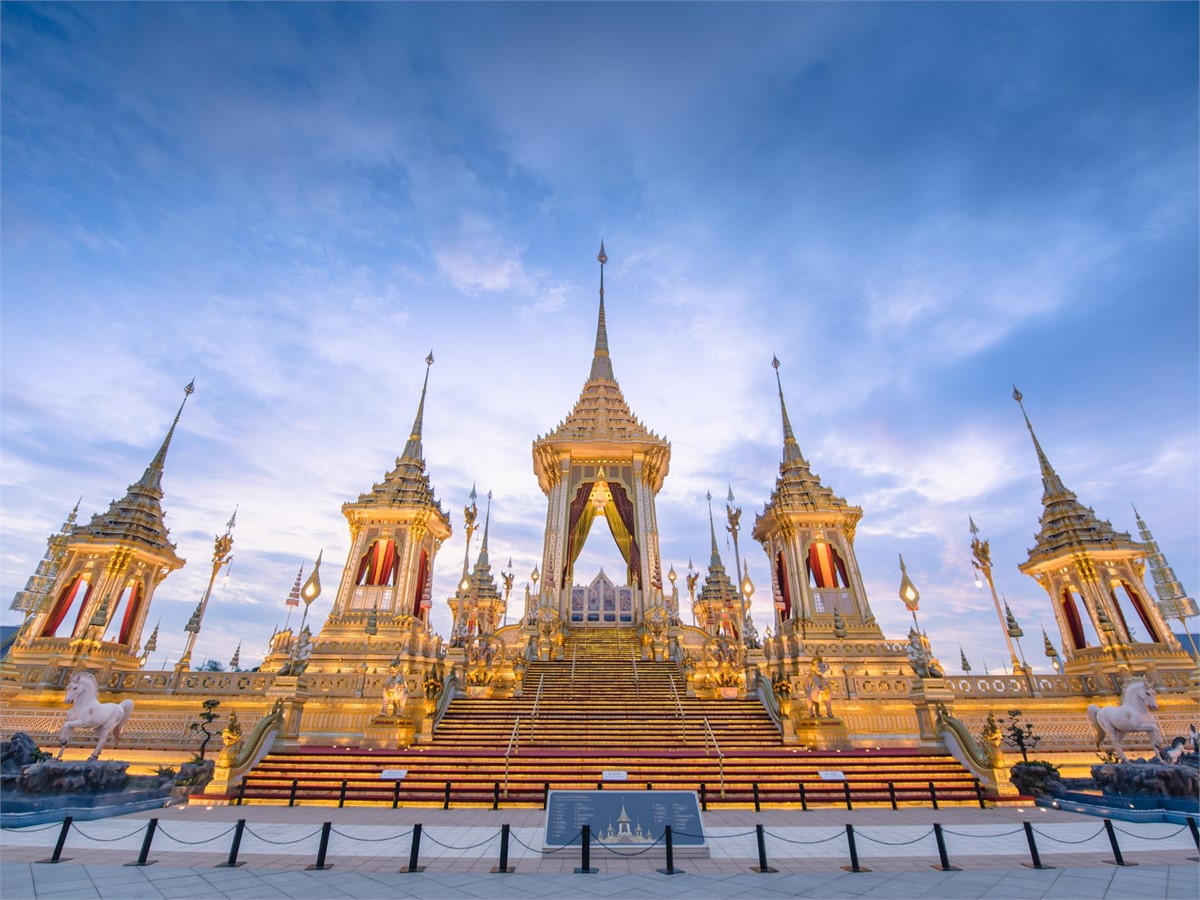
[{"left": 2, "top": 804, "right": 1197, "bottom": 897}]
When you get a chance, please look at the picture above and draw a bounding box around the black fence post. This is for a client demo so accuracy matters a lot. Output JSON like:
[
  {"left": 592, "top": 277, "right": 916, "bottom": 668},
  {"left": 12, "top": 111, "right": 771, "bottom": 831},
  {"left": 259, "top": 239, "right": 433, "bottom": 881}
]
[
  {"left": 443, "top": 781, "right": 451, "bottom": 810},
  {"left": 753, "top": 783, "right": 761, "bottom": 812},
  {"left": 306, "top": 821, "right": 333, "bottom": 871},
  {"left": 1187, "top": 816, "right": 1200, "bottom": 855},
  {"left": 843, "top": 782, "right": 853, "bottom": 811},
  {"left": 574, "top": 824, "right": 597, "bottom": 874},
  {"left": 646, "top": 782, "right": 653, "bottom": 791},
  {"left": 492, "top": 823, "right": 513, "bottom": 874},
  {"left": 392, "top": 780, "right": 401, "bottom": 809},
  {"left": 288, "top": 779, "right": 299, "bottom": 807},
  {"left": 928, "top": 781, "right": 939, "bottom": 811},
  {"left": 338, "top": 780, "right": 348, "bottom": 808},
  {"left": 493, "top": 782, "right": 500, "bottom": 810},
  {"left": 1021, "top": 821, "right": 1052, "bottom": 870},
  {"left": 1103, "top": 819, "right": 1134, "bottom": 867},
  {"left": 888, "top": 782, "right": 897, "bottom": 810},
  {"left": 842, "top": 823, "right": 870, "bottom": 873},
  {"left": 656, "top": 825, "right": 682, "bottom": 875},
  {"left": 700, "top": 782, "right": 708, "bottom": 811},
  {"left": 126, "top": 818, "right": 159, "bottom": 867},
  {"left": 597, "top": 781, "right": 604, "bottom": 790},
  {"left": 931, "top": 823, "right": 960, "bottom": 871},
  {"left": 974, "top": 780, "right": 986, "bottom": 809},
  {"left": 217, "top": 818, "right": 247, "bottom": 868},
  {"left": 38, "top": 816, "right": 74, "bottom": 864},
  {"left": 542, "top": 782, "right": 550, "bottom": 810},
  {"left": 751, "top": 823, "right": 778, "bottom": 873},
  {"left": 798, "top": 782, "right": 808, "bottom": 811},
  {"left": 236, "top": 780, "right": 247, "bottom": 806},
  {"left": 402, "top": 823, "right": 425, "bottom": 873}
]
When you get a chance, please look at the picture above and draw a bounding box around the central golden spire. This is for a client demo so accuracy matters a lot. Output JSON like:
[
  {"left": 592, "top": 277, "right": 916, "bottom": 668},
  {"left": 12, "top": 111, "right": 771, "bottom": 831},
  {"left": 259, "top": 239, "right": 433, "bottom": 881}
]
[{"left": 588, "top": 241, "right": 614, "bottom": 383}]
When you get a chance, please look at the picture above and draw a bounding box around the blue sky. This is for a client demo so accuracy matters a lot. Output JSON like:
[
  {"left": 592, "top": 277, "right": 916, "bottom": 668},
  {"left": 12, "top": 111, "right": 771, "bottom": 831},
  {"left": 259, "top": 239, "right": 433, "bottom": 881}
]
[{"left": 2, "top": 2, "right": 1196, "bottom": 673}]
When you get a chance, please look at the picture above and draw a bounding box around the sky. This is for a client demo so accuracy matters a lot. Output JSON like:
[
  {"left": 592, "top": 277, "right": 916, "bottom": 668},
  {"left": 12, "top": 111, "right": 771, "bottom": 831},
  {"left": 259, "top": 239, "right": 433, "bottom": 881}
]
[{"left": 2, "top": 2, "right": 1196, "bottom": 675}]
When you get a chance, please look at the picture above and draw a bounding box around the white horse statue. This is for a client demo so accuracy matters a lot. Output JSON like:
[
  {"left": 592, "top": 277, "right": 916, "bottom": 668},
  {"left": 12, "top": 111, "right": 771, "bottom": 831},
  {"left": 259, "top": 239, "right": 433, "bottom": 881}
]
[
  {"left": 1088, "top": 679, "right": 1164, "bottom": 763},
  {"left": 56, "top": 671, "right": 134, "bottom": 761}
]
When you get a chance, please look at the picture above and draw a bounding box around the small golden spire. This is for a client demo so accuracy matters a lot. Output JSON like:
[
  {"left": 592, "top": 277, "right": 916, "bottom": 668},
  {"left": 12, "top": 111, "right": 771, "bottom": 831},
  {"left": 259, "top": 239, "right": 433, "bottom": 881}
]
[
  {"left": 589, "top": 242, "right": 614, "bottom": 382},
  {"left": 1012, "top": 385, "right": 1066, "bottom": 499},
  {"left": 772, "top": 355, "right": 806, "bottom": 465},
  {"left": 136, "top": 380, "right": 195, "bottom": 492},
  {"left": 401, "top": 353, "right": 434, "bottom": 461}
]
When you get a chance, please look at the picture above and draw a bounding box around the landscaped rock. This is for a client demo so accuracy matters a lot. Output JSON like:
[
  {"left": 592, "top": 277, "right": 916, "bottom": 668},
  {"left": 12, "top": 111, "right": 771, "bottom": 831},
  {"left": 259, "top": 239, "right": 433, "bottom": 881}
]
[{"left": 1091, "top": 761, "right": 1199, "bottom": 799}]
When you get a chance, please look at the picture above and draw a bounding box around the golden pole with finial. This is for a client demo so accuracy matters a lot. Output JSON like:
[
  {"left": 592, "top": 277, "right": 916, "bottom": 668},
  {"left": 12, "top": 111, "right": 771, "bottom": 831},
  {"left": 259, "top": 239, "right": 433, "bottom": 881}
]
[{"left": 176, "top": 509, "right": 236, "bottom": 671}]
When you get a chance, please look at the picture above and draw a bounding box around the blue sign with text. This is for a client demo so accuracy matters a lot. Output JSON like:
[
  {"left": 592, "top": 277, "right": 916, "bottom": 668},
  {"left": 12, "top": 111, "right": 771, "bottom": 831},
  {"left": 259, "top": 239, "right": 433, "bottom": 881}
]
[{"left": 543, "top": 790, "right": 706, "bottom": 847}]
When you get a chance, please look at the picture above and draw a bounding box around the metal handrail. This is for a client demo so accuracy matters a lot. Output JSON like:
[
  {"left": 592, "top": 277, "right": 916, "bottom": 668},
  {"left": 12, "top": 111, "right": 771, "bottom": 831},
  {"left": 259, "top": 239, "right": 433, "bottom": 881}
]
[
  {"left": 528, "top": 673, "right": 545, "bottom": 742},
  {"left": 569, "top": 643, "right": 578, "bottom": 700},
  {"left": 668, "top": 674, "right": 687, "bottom": 741},
  {"left": 631, "top": 650, "right": 639, "bottom": 700},
  {"left": 503, "top": 716, "right": 521, "bottom": 796},
  {"left": 701, "top": 716, "right": 725, "bottom": 797}
]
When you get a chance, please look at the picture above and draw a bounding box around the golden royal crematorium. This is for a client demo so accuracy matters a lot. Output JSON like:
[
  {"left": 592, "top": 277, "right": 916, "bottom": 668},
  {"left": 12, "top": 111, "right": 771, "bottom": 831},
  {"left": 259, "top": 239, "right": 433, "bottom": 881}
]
[{"left": 2, "top": 249, "right": 1196, "bottom": 806}]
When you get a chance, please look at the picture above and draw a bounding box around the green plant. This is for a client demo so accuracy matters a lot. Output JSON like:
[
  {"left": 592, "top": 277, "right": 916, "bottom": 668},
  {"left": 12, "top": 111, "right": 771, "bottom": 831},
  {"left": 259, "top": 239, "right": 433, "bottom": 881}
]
[
  {"left": 1097, "top": 748, "right": 1121, "bottom": 765},
  {"left": 188, "top": 698, "right": 221, "bottom": 759},
  {"left": 1002, "top": 709, "right": 1042, "bottom": 763},
  {"left": 155, "top": 765, "right": 177, "bottom": 779}
]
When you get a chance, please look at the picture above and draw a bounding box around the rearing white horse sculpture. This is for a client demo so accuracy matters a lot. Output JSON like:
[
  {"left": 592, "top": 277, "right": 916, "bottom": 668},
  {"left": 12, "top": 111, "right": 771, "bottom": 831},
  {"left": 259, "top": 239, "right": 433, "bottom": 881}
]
[
  {"left": 1088, "top": 679, "right": 1165, "bottom": 763},
  {"left": 56, "top": 671, "right": 134, "bottom": 761}
]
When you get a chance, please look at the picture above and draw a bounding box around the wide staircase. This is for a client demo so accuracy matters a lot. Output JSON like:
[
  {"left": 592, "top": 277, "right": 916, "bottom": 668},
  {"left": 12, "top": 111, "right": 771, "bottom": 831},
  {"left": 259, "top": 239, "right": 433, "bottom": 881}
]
[{"left": 236, "top": 628, "right": 993, "bottom": 808}]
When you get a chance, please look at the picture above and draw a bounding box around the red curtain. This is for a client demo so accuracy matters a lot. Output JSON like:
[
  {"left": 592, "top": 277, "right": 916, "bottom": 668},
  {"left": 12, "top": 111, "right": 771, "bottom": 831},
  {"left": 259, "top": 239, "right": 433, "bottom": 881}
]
[
  {"left": 776, "top": 552, "right": 792, "bottom": 620},
  {"left": 117, "top": 583, "right": 142, "bottom": 644},
  {"left": 605, "top": 481, "right": 641, "bottom": 588},
  {"left": 357, "top": 539, "right": 397, "bottom": 586},
  {"left": 1121, "top": 581, "right": 1161, "bottom": 643},
  {"left": 42, "top": 576, "right": 89, "bottom": 638},
  {"left": 807, "top": 543, "right": 847, "bottom": 589},
  {"left": 1060, "top": 588, "right": 1087, "bottom": 650},
  {"left": 562, "top": 482, "right": 595, "bottom": 587},
  {"left": 413, "top": 550, "right": 429, "bottom": 617}
]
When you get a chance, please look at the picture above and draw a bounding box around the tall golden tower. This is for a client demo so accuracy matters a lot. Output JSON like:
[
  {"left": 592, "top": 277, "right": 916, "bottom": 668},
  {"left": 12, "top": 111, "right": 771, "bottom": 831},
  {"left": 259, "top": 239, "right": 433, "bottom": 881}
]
[
  {"left": 302, "top": 354, "right": 452, "bottom": 673},
  {"left": 8, "top": 382, "right": 193, "bottom": 675},
  {"left": 447, "top": 492, "right": 506, "bottom": 644},
  {"left": 694, "top": 494, "right": 743, "bottom": 640},
  {"left": 531, "top": 245, "right": 671, "bottom": 628},
  {"left": 1012, "top": 388, "right": 1188, "bottom": 674},
  {"left": 752, "top": 357, "right": 883, "bottom": 639}
]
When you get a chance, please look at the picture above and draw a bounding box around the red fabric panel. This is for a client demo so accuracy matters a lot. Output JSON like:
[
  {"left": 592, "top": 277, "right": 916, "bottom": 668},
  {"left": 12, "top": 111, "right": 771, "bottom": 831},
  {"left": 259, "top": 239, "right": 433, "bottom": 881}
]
[
  {"left": 1108, "top": 588, "right": 1132, "bottom": 640},
  {"left": 358, "top": 539, "right": 397, "bottom": 587},
  {"left": 1123, "top": 582, "right": 1161, "bottom": 643},
  {"left": 42, "top": 576, "right": 86, "bottom": 638},
  {"left": 117, "top": 583, "right": 141, "bottom": 644},
  {"left": 355, "top": 550, "right": 371, "bottom": 586},
  {"left": 413, "top": 550, "right": 429, "bottom": 617},
  {"left": 607, "top": 481, "right": 641, "bottom": 588},
  {"left": 808, "top": 543, "right": 844, "bottom": 589},
  {"left": 562, "top": 482, "right": 594, "bottom": 587},
  {"left": 1061, "top": 588, "right": 1086, "bottom": 650},
  {"left": 70, "top": 579, "right": 95, "bottom": 637},
  {"left": 776, "top": 552, "right": 791, "bottom": 620}
]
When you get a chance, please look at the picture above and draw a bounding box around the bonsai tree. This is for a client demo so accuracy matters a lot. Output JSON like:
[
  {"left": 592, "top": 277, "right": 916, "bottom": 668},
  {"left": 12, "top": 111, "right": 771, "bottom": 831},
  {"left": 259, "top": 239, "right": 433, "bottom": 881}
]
[
  {"left": 188, "top": 698, "right": 221, "bottom": 760},
  {"left": 1002, "top": 709, "right": 1042, "bottom": 763},
  {"left": 197, "top": 659, "right": 225, "bottom": 672}
]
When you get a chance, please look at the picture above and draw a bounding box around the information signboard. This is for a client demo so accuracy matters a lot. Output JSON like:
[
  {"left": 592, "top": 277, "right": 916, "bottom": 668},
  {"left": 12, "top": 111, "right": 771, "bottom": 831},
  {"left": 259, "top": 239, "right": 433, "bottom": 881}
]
[{"left": 544, "top": 789, "right": 706, "bottom": 848}]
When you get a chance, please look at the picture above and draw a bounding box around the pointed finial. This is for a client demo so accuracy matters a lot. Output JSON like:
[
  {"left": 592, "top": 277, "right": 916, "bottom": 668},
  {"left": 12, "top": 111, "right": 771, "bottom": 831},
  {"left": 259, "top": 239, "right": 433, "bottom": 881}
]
[
  {"left": 1012, "top": 385, "right": 1066, "bottom": 499},
  {"left": 727, "top": 485, "right": 735, "bottom": 505},
  {"left": 968, "top": 515, "right": 979, "bottom": 536},
  {"left": 771, "top": 356, "right": 805, "bottom": 464},
  {"left": 898, "top": 553, "right": 920, "bottom": 611},
  {"left": 589, "top": 243, "right": 614, "bottom": 382},
  {"left": 706, "top": 492, "right": 722, "bottom": 566},
  {"left": 226, "top": 507, "right": 238, "bottom": 534},
  {"left": 143, "top": 620, "right": 159, "bottom": 654},
  {"left": 401, "top": 354, "right": 434, "bottom": 461},
  {"left": 136, "top": 380, "right": 195, "bottom": 492},
  {"left": 301, "top": 550, "right": 323, "bottom": 606}
]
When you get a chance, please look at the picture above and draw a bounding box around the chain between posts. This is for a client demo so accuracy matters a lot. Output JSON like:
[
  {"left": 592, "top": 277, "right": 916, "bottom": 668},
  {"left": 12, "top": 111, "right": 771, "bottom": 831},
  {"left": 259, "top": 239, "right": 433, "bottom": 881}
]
[
  {"left": 155, "top": 825, "right": 238, "bottom": 845},
  {"left": 68, "top": 824, "right": 148, "bottom": 842},
  {"left": 1111, "top": 824, "right": 1189, "bottom": 840},
  {"left": 329, "top": 827, "right": 413, "bottom": 842},
  {"left": 761, "top": 829, "right": 848, "bottom": 845},
  {"left": 243, "top": 826, "right": 324, "bottom": 845},
  {"left": 941, "top": 827, "right": 1024, "bottom": 838},
  {"left": 1031, "top": 826, "right": 1106, "bottom": 845},
  {"left": 856, "top": 829, "right": 935, "bottom": 846},
  {"left": 422, "top": 831, "right": 499, "bottom": 851}
]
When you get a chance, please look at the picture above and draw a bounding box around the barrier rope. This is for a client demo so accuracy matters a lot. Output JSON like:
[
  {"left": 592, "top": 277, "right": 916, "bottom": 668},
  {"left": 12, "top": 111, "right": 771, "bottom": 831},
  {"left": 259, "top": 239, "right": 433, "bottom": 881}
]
[
  {"left": 69, "top": 823, "right": 147, "bottom": 842},
  {"left": 330, "top": 826, "right": 414, "bottom": 842},
  {"left": 1031, "top": 826, "right": 1106, "bottom": 845},
  {"left": 156, "top": 824, "right": 238, "bottom": 845},
  {"left": 244, "top": 826, "right": 324, "bottom": 845},
  {"left": 761, "top": 829, "right": 846, "bottom": 846},
  {"left": 4, "top": 823, "right": 62, "bottom": 832},
  {"left": 509, "top": 828, "right": 581, "bottom": 854},
  {"left": 593, "top": 833, "right": 664, "bottom": 856},
  {"left": 674, "top": 829, "right": 757, "bottom": 839},
  {"left": 1111, "top": 824, "right": 1188, "bottom": 840},
  {"left": 423, "top": 831, "right": 498, "bottom": 851},
  {"left": 942, "top": 827, "right": 1024, "bottom": 838},
  {"left": 857, "top": 830, "right": 935, "bottom": 846}
]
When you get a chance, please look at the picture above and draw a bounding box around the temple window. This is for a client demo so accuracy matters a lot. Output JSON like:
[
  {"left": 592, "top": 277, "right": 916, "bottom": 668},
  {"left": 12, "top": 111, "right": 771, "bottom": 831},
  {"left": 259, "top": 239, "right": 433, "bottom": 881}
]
[
  {"left": 806, "top": 542, "right": 849, "bottom": 589},
  {"left": 1109, "top": 580, "right": 1161, "bottom": 643},
  {"left": 356, "top": 538, "right": 398, "bottom": 587},
  {"left": 1060, "top": 586, "right": 1101, "bottom": 650},
  {"left": 41, "top": 573, "right": 93, "bottom": 638},
  {"left": 103, "top": 580, "right": 142, "bottom": 644}
]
